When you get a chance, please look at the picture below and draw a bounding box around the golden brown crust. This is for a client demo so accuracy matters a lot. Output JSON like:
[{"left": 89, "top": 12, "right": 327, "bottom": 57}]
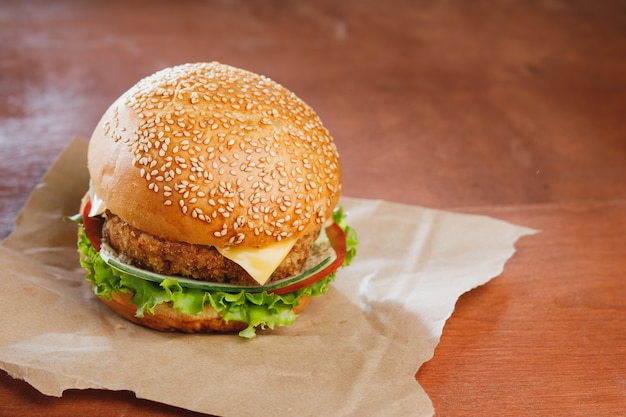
[
  {"left": 99, "top": 291, "right": 311, "bottom": 334},
  {"left": 101, "top": 291, "right": 247, "bottom": 333},
  {"left": 88, "top": 62, "right": 341, "bottom": 249}
]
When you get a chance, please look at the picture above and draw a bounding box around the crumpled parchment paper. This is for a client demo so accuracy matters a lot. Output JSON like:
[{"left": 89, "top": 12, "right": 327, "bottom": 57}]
[{"left": 0, "top": 137, "right": 538, "bottom": 417}]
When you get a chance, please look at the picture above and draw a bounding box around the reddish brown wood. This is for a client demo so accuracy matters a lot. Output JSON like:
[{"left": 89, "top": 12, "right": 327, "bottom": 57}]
[
  {"left": 418, "top": 202, "right": 626, "bottom": 417},
  {"left": 1, "top": 1, "right": 625, "bottom": 416}
]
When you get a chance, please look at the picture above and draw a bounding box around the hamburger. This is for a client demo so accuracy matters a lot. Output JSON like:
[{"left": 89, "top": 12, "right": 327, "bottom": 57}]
[{"left": 75, "top": 62, "right": 357, "bottom": 338}]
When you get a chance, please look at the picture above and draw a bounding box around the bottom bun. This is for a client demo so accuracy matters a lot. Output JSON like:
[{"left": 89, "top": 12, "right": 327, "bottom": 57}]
[{"left": 100, "top": 291, "right": 311, "bottom": 334}]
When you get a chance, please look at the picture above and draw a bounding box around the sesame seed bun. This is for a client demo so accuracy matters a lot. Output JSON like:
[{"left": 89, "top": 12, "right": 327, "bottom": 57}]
[{"left": 88, "top": 62, "right": 341, "bottom": 249}]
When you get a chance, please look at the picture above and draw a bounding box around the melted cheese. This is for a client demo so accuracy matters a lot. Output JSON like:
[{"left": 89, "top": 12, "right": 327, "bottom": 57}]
[{"left": 217, "top": 238, "right": 297, "bottom": 285}]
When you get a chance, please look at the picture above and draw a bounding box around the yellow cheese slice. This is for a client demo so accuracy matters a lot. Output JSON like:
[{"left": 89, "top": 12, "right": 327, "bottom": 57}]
[{"left": 217, "top": 238, "right": 296, "bottom": 285}]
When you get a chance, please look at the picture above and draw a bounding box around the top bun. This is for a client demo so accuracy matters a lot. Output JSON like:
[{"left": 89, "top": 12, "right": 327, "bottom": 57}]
[{"left": 88, "top": 62, "right": 341, "bottom": 249}]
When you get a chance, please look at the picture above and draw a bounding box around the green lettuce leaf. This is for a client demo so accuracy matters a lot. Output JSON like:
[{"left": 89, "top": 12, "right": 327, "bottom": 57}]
[
  {"left": 333, "top": 206, "right": 358, "bottom": 266},
  {"left": 76, "top": 207, "right": 357, "bottom": 338}
]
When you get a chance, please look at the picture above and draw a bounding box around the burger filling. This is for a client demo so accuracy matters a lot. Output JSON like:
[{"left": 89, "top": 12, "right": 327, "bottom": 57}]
[
  {"left": 75, "top": 205, "right": 358, "bottom": 338},
  {"left": 103, "top": 211, "right": 321, "bottom": 287}
]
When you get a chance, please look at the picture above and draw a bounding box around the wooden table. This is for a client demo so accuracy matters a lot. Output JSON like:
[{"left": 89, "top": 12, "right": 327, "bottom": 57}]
[{"left": 1, "top": 1, "right": 624, "bottom": 416}]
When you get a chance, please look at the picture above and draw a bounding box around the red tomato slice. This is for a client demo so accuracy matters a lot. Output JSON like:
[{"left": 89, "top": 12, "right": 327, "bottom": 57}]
[
  {"left": 269, "top": 222, "right": 347, "bottom": 295},
  {"left": 82, "top": 199, "right": 105, "bottom": 252}
]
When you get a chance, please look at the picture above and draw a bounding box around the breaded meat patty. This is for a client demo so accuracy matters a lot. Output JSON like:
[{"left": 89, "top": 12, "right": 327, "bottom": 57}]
[{"left": 103, "top": 211, "right": 320, "bottom": 286}]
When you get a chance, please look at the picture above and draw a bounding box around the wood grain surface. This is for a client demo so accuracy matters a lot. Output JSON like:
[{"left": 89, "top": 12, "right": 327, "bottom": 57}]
[{"left": 1, "top": 1, "right": 625, "bottom": 416}]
